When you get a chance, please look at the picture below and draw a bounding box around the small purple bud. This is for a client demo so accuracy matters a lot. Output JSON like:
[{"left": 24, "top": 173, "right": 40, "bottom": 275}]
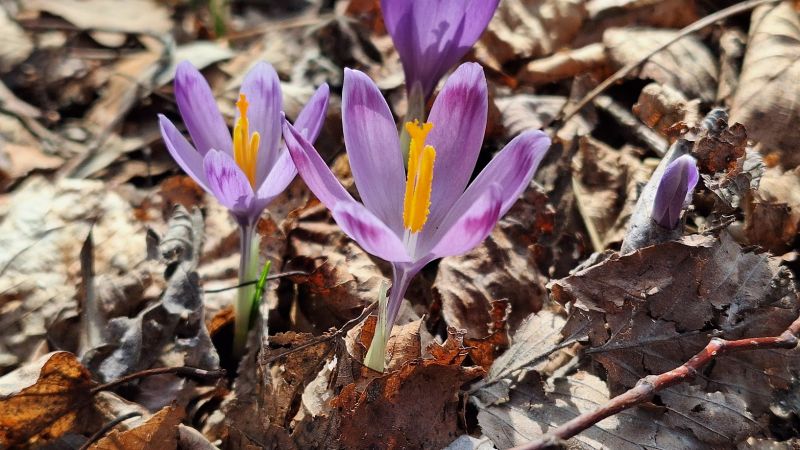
[{"left": 652, "top": 155, "right": 699, "bottom": 229}]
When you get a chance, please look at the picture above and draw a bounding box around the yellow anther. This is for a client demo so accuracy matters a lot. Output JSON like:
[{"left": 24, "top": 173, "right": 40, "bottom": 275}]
[
  {"left": 402, "top": 121, "right": 435, "bottom": 233},
  {"left": 232, "top": 94, "right": 260, "bottom": 187}
]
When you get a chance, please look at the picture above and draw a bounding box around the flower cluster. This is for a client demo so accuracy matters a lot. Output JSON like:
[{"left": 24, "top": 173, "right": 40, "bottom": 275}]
[{"left": 159, "top": 0, "right": 555, "bottom": 364}]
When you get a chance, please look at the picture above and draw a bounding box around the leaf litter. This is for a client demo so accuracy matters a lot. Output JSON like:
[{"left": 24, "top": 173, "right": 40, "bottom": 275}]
[{"left": 2, "top": 0, "right": 800, "bottom": 449}]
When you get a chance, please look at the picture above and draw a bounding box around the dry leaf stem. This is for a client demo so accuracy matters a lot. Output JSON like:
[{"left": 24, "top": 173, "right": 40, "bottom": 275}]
[
  {"left": 90, "top": 366, "right": 226, "bottom": 394},
  {"left": 77, "top": 411, "right": 142, "bottom": 450},
  {"left": 555, "top": 0, "right": 780, "bottom": 128},
  {"left": 512, "top": 314, "right": 800, "bottom": 450}
]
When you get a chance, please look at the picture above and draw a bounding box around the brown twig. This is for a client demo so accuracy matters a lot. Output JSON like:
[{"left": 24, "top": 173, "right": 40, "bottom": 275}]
[
  {"left": 261, "top": 301, "right": 377, "bottom": 365},
  {"left": 554, "top": 0, "right": 779, "bottom": 128},
  {"left": 90, "top": 366, "right": 226, "bottom": 394},
  {"left": 512, "top": 315, "right": 800, "bottom": 450},
  {"left": 78, "top": 411, "right": 142, "bottom": 450}
]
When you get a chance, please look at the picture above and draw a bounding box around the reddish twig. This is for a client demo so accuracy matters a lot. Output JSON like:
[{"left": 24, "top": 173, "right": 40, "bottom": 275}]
[
  {"left": 78, "top": 411, "right": 142, "bottom": 450},
  {"left": 512, "top": 316, "right": 800, "bottom": 450}
]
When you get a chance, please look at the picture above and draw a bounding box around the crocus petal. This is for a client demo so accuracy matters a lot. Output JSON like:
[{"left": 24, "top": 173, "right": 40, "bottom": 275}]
[
  {"left": 283, "top": 119, "right": 356, "bottom": 210},
  {"left": 332, "top": 202, "right": 411, "bottom": 262},
  {"left": 252, "top": 149, "right": 297, "bottom": 213},
  {"left": 652, "top": 154, "right": 699, "bottom": 229},
  {"left": 425, "top": 62, "right": 488, "bottom": 230},
  {"left": 381, "top": 0, "right": 499, "bottom": 97},
  {"left": 174, "top": 61, "right": 232, "bottom": 155},
  {"left": 342, "top": 68, "right": 406, "bottom": 234},
  {"left": 158, "top": 114, "right": 210, "bottom": 192},
  {"left": 292, "top": 83, "right": 330, "bottom": 142},
  {"left": 203, "top": 149, "right": 255, "bottom": 218},
  {"left": 237, "top": 62, "right": 283, "bottom": 183},
  {"left": 420, "top": 130, "right": 550, "bottom": 254},
  {"left": 427, "top": 184, "right": 503, "bottom": 258}
]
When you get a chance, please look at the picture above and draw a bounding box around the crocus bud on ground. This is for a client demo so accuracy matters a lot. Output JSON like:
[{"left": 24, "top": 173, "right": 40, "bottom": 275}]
[{"left": 652, "top": 155, "right": 699, "bottom": 229}]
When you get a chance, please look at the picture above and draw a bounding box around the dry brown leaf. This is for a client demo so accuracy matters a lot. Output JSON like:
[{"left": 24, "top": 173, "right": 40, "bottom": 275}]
[
  {"left": 89, "top": 405, "right": 183, "bottom": 450},
  {"left": 24, "top": 0, "right": 172, "bottom": 37},
  {"left": 0, "top": 8, "right": 33, "bottom": 73},
  {"left": 552, "top": 232, "right": 799, "bottom": 422},
  {"left": 572, "top": 136, "right": 649, "bottom": 251},
  {"left": 731, "top": 2, "right": 800, "bottom": 168},
  {"left": 518, "top": 42, "right": 608, "bottom": 85},
  {"left": 604, "top": 27, "right": 718, "bottom": 102},
  {"left": 582, "top": 0, "right": 699, "bottom": 43},
  {"left": 433, "top": 184, "right": 553, "bottom": 337},
  {"left": 479, "top": 0, "right": 586, "bottom": 64},
  {"left": 476, "top": 371, "right": 706, "bottom": 449},
  {"left": 463, "top": 300, "right": 511, "bottom": 370},
  {"left": 0, "top": 351, "right": 94, "bottom": 448},
  {"left": 633, "top": 82, "right": 702, "bottom": 139},
  {"left": 744, "top": 167, "right": 800, "bottom": 253}
]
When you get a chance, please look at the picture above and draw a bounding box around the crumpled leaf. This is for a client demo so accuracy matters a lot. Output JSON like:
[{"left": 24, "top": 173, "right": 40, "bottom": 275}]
[
  {"left": 463, "top": 300, "right": 511, "bottom": 371},
  {"left": 477, "top": 0, "right": 586, "bottom": 65},
  {"left": 476, "top": 371, "right": 706, "bottom": 449},
  {"left": 604, "top": 27, "right": 718, "bottom": 102},
  {"left": 744, "top": 167, "right": 800, "bottom": 253},
  {"left": 434, "top": 183, "right": 553, "bottom": 336},
  {"left": 552, "top": 232, "right": 799, "bottom": 426},
  {"left": 731, "top": 2, "right": 800, "bottom": 168},
  {"left": 89, "top": 405, "right": 183, "bottom": 450},
  {"left": 0, "top": 351, "right": 94, "bottom": 448},
  {"left": 633, "top": 82, "right": 702, "bottom": 139}
]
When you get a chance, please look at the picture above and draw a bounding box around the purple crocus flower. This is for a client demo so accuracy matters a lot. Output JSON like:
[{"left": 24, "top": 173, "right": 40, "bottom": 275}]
[
  {"left": 282, "top": 62, "right": 550, "bottom": 367},
  {"left": 158, "top": 61, "right": 329, "bottom": 356},
  {"left": 158, "top": 61, "right": 329, "bottom": 228},
  {"left": 652, "top": 154, "right": 699, "bottom": 229},
  {"left": 382, "top": 0, "right": 500, "bottom": 101}
]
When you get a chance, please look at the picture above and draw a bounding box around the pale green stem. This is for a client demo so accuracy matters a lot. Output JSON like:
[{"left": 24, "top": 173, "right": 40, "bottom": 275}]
[
  {"left": 363, "top": 281, "right": 389, "bottom": 372},
  {"left": 233, "top": 223, "right": 258, "bottom": 358},
  {"left": 400, "top": 81, "right": 427, "bottom": 167}
]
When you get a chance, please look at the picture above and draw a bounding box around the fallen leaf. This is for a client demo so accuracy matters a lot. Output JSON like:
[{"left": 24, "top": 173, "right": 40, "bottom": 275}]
[
  {"left": 463, "top": 300, "right": 511, "bottom": 370},
  {"left": 632, "top": 82, "right": 702, "bottom": 139},
  {"left": 604, "top": 27, "right": 718, "bottom": 102},
  {"left": 0, "top": 351, "right": 94, "bottom": 448},
  {"left": 731, "top": 2, "right": 800, "bottom": 168},
  {"left": 25, "top": 0, "right": 172, "bottom": 37},
  {"left": 744, "top": 167, "right": 800, "bottom": 253},
  {"left": 89, "top": 405, "right": 183, "bottom": 450}
]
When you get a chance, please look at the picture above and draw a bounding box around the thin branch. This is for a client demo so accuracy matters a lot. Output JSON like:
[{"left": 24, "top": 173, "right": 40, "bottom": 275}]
[
  {"left": 78, "top": 412, "right": 142, "bottom": 450},
  {"left": 261, "top": 302, "right": 377, "bottom": 365},
  {"left": 91, "top": 366, "right": 226, "bottom": 394},
  {"left": 554, "top": 0, "right": 779, "bottom": 128},
  {"left": 512, "top": 316, "right": 800, "bottom": 450},
  {"left": 203, "top": 270, "right": 309, "bottom": 293}
]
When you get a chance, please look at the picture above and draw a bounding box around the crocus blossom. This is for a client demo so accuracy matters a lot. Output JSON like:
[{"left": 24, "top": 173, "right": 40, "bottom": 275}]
[
  {"left": 283, "top": 62, "right": 550, "bottom": 369},
  {"left": 651, "top": 154, "right": 699, "bottom": 229},
  {"left": 158, "top": 61, "right": 329, "bottom": 355},
  {"left": 381, "top": 0, "right": 500, "bottom": 101}
]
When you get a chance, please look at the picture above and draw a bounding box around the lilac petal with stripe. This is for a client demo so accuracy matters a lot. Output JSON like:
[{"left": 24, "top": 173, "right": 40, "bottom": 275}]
[
  {"left": 292, "top": 83, "right": 330, "bottom": 141},
  {"left": 420, "top": 129, "right": 550, "bottom": 255},
  {"left": 652, "top": 154, "right": 699, "bottom": 229},
  {"left": 252, "top": 149, "right": 297, "bottom": 212},
  {"left": 425, "top": 62, "right": 488, "bottom": 230},
  {"left": 342, "top": 69, "right": 406, "bottom": 233},
  {"left": 174, "top": 61, "right": 231, "bottom": 155},
  {"left": 237, "top": 62, "right": 282, "bottom": 182},
  {"left": 158, "top": 114, "right": 210, "bottom": 192},
  {"left": 381, "top": 0, "right": 499, "bottom": 97},
  {"left": 428, "top": 184, "right": 503, "bottom": 258},
  {"left": 283, "top": 119, "right": 356, "bottom": 210},
  {"left": 203, "top": 149, "right": 255, "bottom": 219},
  {"left": 332, "top": 202, "right": 411, "bottom": 262}
]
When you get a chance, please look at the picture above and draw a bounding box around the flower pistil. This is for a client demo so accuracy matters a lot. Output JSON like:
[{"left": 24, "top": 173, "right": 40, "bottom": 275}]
[
  {"left": 402, "top": 120, "right": 436, "bottom": 255},
  {"left": 233, "top": 94, "right": 261, "bottom": 187}
]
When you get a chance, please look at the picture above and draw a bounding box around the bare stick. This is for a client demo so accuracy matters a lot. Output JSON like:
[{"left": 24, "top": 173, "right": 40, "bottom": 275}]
[
  {"left": 203, "top": 270, "right": 309, "bottom": 294},
  {"left": 556, "top": 0, "right": 779, "bottom": 127},
  {"left": 91, "top": 366, "right": 226, "bottom": 394},
  {"left": 512, "top": 316, "right": 800, "bottom": 450},
  {"left": 78, "top": 412, "right": 142, "bottom": 450}
]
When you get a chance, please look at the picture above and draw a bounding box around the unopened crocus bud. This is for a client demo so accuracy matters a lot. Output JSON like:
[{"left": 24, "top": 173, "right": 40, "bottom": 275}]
[{"left": 651, "top": 154, "right": 699, "bottom": 229}]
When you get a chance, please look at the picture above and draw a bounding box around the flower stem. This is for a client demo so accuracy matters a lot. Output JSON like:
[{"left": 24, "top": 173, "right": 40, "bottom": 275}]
[
  {"left": 364, "top": 266, "right": 414, "bottom": 372},
  {"left": 400, "top": 82, "right": 427, "bottom": 168},
  {"left": 233, "top": 223, "right": 258, "bottom": 358}
]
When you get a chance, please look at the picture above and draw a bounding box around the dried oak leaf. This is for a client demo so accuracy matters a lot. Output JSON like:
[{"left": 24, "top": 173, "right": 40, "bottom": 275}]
[
  {"left": 633, "top": 82, "right": 702, "bottom": 139},
  {"left": 0, "top": 351, "right": 95, "bottom": 448},
  {"left": 327, "top": 329, "right": 483, "bottom": 450},
  {"left": 551, "top": 232, "right": 799, "bottom": 436},
  {"left": 477, "top": 0, "right": 586, "bottom": 65},
  {"left": 89, "top": 405, "right": 183, "bottom": 450},
  {"left": 433, "top": 183, "right": 553, "bottom": 337},
  {"left": 463, "top": 300, "right": 511, "bottom": 371},
  {"left": 744, "top": 167, "right": 800, "bottom": 253},
  {"left": 603, "top": 27, "right": 718, "bottom": 102},
  {"left": 731, "top": 2, "right": 800, "bottom": 168},
  {"left": 476, "top": 371, "right": 706, "bottom": 449}
]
